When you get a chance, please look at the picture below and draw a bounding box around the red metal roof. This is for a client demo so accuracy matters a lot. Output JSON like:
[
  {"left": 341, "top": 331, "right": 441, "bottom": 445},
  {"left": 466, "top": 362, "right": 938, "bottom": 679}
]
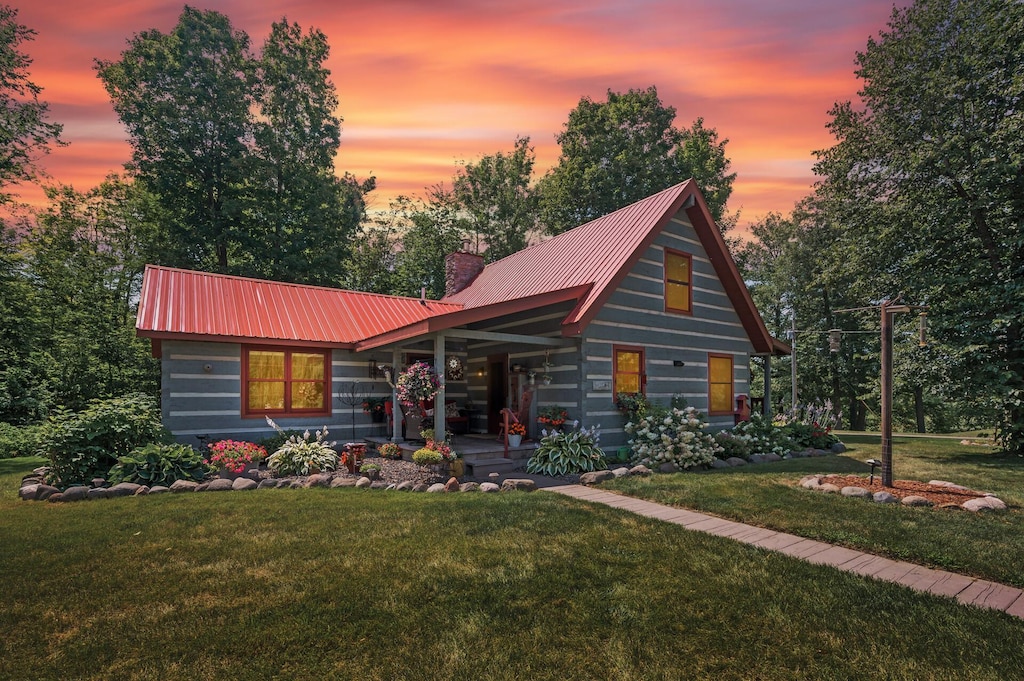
[{"left": 136, "top": 266, "right": 462, "bottom": 346}]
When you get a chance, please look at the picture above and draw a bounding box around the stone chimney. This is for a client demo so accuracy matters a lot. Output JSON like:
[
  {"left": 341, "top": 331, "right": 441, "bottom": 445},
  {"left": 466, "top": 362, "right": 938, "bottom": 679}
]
[{"left": 445, "top": 251, "right": 485, "bottom": 296}]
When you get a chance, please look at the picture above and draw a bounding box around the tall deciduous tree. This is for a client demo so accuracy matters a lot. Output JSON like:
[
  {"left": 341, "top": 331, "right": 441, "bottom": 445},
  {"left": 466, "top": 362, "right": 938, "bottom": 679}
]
[
  {"left": 537, "top": 87, "right": 735, "bottom": 235},
  {"left": 96, "top": 7, "right": 253, "bottom": 271},
  {"left": 0, "top": 5, "right": 63, "bottom": 200},
  {"left": 814, "top": 0, "right": 1024, "bottom": 452},
  {"left": 452, "top": 136, "right": 537, "bottom": 262}
]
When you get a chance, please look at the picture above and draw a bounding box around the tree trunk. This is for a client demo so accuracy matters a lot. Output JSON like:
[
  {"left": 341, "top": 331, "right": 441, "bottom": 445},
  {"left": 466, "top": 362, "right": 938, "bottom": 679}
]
[{"left": 914, "top": 385, "right": 926, "bottom": 433}]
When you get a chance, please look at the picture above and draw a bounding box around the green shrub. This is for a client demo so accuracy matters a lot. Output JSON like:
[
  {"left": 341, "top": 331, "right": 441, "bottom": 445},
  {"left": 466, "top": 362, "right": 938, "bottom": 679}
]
[
  {"left": 39, "top": 394, "right": 170, "bottom": 486},
  {"left": 527, "top": 423, "right": 607, "bottom": 476},
  {"left": 107, "top": 443, "right": 210, "bottom": 486},
  {"left": 412, "top": 448, "right": 443, "bottom": 465},
  {"left": 774, "top": 401, "right": 841, "bottom": 449},
  {"left": 0, "top": 422, "right": 43, "bottom": 458},
  {"left": 729, "top": 413, "right": 794, "bottom": 456},
  {"left": 265, "top": 418, "right": 338, "bottom": 476},
  {"left": 713, "top": 430, "right": 754, "bottom": 459}
]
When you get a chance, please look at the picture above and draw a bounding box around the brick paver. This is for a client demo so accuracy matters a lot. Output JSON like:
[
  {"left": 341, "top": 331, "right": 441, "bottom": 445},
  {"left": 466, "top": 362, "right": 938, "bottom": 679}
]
[{"left": 545, "top": 484, "right": 1023, "bottom": 620}]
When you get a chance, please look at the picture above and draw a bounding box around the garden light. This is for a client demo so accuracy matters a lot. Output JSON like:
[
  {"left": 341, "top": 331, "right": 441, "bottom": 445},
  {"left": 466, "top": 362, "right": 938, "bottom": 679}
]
[
  {"left": 866, "top": 458, "right": 881, "bottom": 485},
  {"left": 918, "top": 311, "right": 928, "bottom": 348},
  {"left": 829, "top": 329, "right": 841, "bottom": 353}
]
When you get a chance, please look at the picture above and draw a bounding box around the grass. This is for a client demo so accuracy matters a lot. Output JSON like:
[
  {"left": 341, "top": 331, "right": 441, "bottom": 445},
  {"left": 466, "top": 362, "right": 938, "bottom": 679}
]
[
  {"left": 604, "top": 435, "right": 1024, "bottom": 588},
  {"left": 2, "top": 455, "right": 1023, "bottom": 680}
]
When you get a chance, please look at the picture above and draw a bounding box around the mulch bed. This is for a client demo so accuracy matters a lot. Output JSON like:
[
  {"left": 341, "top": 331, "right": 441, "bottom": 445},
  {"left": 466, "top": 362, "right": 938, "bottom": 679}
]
[{"left": 818, "top": 475, "right": 987, "bottom": 506}]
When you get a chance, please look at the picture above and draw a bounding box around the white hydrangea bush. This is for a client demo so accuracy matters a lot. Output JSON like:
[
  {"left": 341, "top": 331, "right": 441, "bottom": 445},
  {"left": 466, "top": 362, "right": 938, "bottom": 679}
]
[{"left": 624, "top": 406, "right": 722, "bottom": 470}]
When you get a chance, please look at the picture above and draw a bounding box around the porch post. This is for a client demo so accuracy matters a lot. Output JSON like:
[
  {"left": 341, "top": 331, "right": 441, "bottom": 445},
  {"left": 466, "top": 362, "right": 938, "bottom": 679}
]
[
  {"left": 391, "top": 347, "right": 402, "bottom": 442},
  {"left": 763, "top": 355, "right": 772, "bottom": 417},
  {"left": 434, "top": 333, "right": 446, "bottom": 439}
]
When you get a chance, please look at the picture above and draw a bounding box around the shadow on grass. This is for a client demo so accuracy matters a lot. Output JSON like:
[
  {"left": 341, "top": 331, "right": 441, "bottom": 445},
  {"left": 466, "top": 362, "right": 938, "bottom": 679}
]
[
  {"left": 0, "top": 456, "right": 45, "bottom": 477},
  {"left": 695, "top": 455, "right": 872, "bottom": 477}
]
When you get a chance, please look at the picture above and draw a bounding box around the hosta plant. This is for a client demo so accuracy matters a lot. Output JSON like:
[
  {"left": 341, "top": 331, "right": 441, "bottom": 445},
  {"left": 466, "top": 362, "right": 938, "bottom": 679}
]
[
  {"left": 107, "top": 443, "right": 210, "bottom": 486},
  {"left": 265, "top": 417, "right": 338, "bottom": 476},
  {"left": 526, "top": 422, "right": 606, "bottom": 476},
  {"left": 625, "top": 406, "right": 720, "bottom": 471}
]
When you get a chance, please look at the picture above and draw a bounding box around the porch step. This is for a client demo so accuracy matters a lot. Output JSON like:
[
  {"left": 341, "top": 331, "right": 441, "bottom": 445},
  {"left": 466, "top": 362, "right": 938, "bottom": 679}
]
[{"left": 464, "top": 456, "right": 520, "bottom": 478}]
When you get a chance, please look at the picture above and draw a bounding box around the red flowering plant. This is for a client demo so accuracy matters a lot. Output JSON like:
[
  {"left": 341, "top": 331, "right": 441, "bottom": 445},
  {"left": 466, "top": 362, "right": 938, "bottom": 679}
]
[
  {"left": 537, "top": 406, "right": 569, "bottom": 428},
  {"left": 206, "top": 440, "right": 268, "bottom": 474},
  {"left": 508, "top": 422, "right": 526, "bottom": 436},
  {"left": 395, "top": 361, "right": 440, "bottom": 407}
]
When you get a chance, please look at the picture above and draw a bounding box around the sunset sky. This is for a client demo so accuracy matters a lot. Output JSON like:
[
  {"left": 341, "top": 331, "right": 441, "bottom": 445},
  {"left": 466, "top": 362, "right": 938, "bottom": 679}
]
[{"left": 13, "top": 0, "right": 907, "bottom": 232}]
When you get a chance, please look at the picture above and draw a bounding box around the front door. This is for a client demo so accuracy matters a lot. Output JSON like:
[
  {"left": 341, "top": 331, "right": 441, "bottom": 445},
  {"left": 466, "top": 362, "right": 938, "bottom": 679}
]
[{"left": 486, "top": 354, "right": 508, "bottom": 433}]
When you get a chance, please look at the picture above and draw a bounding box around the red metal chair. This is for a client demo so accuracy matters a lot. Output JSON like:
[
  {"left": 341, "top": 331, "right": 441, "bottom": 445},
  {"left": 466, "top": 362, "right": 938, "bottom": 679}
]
[{"left": 498, "top": 388, "right": 534, "bottom": 457}]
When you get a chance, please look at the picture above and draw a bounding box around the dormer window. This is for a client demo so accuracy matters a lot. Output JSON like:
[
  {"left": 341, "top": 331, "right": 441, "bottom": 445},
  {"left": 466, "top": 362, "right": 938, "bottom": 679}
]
[{"left": 665, "top": 249, "right": 692, "bottom": 314}]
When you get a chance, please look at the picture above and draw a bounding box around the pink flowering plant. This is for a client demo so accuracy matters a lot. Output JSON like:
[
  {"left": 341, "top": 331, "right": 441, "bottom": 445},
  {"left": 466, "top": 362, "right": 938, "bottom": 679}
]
[
  {"left": 206, "top": 439, "right": 268, "bottom": 474},
  {"left": 395, "top": 361, "right": 440, "bottom": 406}
]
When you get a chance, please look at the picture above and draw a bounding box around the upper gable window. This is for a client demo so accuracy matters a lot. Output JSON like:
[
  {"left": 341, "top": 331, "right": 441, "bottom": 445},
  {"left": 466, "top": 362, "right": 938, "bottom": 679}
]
[
  {"left": 664, "top": 249, "right": 692, "bottom": 314},
  {"left": 243, "top": 347, "right": 330, "bottom": 417}
]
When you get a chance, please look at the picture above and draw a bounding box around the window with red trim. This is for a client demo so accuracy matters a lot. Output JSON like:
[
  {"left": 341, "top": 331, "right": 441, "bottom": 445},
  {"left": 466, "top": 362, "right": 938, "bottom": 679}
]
[
  {"left": 242, "top": 347, "right": 330, "bottom": 417},
  {"left": 708, "top": 353, "right": 734, "bottom": 415},
  {"left": 665, "top": 249, "right": 692, "bottom": 314},
  {"left": 614, "top": 346, "right": 645, "bottom": 397}
]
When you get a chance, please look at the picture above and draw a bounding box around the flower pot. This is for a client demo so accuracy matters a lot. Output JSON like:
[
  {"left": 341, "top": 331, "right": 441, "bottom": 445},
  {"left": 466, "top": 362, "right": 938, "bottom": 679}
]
[
  {"left": 218, "top": 462, "right": 260, "bottom": 480},
  {"left": 507, "top": 434, "right": 523, "bottom": 448},
  {"left": 450, "top": 459, "right": 465, "bottom": 478}
]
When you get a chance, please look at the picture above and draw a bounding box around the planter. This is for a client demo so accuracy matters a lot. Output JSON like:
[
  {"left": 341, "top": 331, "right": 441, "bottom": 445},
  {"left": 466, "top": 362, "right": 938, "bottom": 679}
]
[
  {"left": 450, "top": 459, "right": 465, "bottom": 478},
  {"left": 507, "top": 434, "right": 523, "bottom": 448},
  {"left": 218, "top": 462, "right": 260, "bottom": 480}
]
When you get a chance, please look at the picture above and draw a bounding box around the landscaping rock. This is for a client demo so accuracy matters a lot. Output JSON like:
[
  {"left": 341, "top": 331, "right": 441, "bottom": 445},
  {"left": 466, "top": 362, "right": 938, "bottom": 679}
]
[
  {"left": 426, "top": 483, "right": 447, "bottom": 493},
  {"left": 444, "top": 477, "right": 461, "bottom": 493},
  {"left": 963, "top": 496, "right": 1006, "bottom": 512},
  {"left": 629, "top": 465, "right": 652, "bottom": 476},
  {"left": 232, "top": 478, "right": 257, "bottom": 491},
  {"left": 817, "top": 483, "right": 841, "bottom": 493},
  {"left": 330, "top": 477, "right": 357, "bottom": 488},
  {"left": 901, "top": 495, "right": 933, "bottom": 507},
  {"left": 149, "top": 486, "right": 169, "bottom": 495},
  {"left": 135, "top": 486, "right": 151, "bottom": 496},
  {"left": 748, "top": 454, "right": 766, "bottom": 464},
  {"left": 937, "top": 503, "right": 963, "bottom": 510},
  {"left": 395, "top": 481, "right": 415, "bottom": 491},
  {"left": 33, "top": 466, "right": 49, "bottom": 476},
  {"left": 612, "top": 467, "right": 631, "bottom": 478},
  {"left": 658, "top": 463, "right": 676, "bottom": 474},
  {"left": 764, "top": 453, "right": 783, "bottom": 462},
  {"left": 170, "top": 480, "right": 199, "bottom": 493},
  {"left": 18, "top": 484, "right": 39, "bottom": 501},
  {"left": 799, "top": 476, "right": 821, "bottom": 490},
  {"left": 205, "top": 479, "right": 234, "bottom": 492},
  {"left": 304, "top": 473, "right": 330, "bottom": 488},
  {"left": 873, "top": 491, "right": 899, "bottom": 504},
  {"left": 370, "top": 481, "right": 388, "bottom": 489},
  {"left": 412, "top": 483, "right": 430, "bottom": 492},
  {"left": 61, "top": 486, "right": 90, "bottom": 502},
  {"left": 725, "top": 457, "right": 747, "bottom": 467},
  {"left": 385, "top": 483, "right": 397, "bottom": 491},
  {"left": 35, "top": 484, "right": 61, "bottom": 500},
  {"left": 460, "top": 482, "right": 480, "bottom": 492},
  {"left": 830, "top": 442, "right": 847, "bottom": 454},
  {"left": 928, "top": 480, "right": 970, "bottom": 492},
  {"left": 106, "top": 482, "right": 142, "bottom": 497},
  {"left": 288, "top": 480, "right": 304, "bottom": 489},
  {"left": 91, "top": 478, "right": 106, "bottom": 488},
  {"left": 710, "top": 458, "right": 729, "bottom": 469},
  {"left": 479, "top": 482, "right": 500, "bottom": 493},
  {"left": 841, "top": 486, "right": 871, "bottom": 499},
  {"left": 501, "top": 478, "right": 537, "bottom": 492},
  {"left": 87, "top": 487, "right": 108, "bottom": 500},
  {"left": 580, "top": 470, "right": 615, "bottom": 485},
  {"left": 257, "top": 479, "right": 278, "bottom": 489},
  {"left": 21, "top": 476, "right": 42, "bottom": 486},
  {"left": 355, "top": 477, "right": 373, "bottom": 489},
  {"left": 46, "top": 492, "right": 64, "bottom": 503}
]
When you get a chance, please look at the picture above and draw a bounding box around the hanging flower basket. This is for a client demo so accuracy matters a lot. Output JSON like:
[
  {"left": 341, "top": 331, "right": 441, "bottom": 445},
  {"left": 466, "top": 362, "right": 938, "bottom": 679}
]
[{"left": 395, "top": 361, "right": 441, "bottom": 406}]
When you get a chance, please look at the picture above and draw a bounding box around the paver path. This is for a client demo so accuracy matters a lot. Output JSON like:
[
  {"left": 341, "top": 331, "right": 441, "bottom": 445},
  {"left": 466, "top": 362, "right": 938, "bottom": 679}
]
[{"left": 545, "top": 484, "right": 1024, "bottom": 621}]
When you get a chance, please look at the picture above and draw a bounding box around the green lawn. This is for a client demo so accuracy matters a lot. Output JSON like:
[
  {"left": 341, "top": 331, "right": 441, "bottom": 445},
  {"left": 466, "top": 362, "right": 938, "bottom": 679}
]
[
  {"left": 604, "top": 435, "right": 1024, "bottom": 588},
  {"left": 2, "top": 455, "right": 1023, "bottom": 680}
]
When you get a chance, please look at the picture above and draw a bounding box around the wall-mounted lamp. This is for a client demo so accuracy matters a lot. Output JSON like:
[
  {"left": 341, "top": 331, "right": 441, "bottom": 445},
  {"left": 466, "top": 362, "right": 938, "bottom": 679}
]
[
  {"left": 202, "top": 363, "right": 213, "bottom": 373},
  {"left": 672, "top": 360, "right": 686, "bottom": 367}
]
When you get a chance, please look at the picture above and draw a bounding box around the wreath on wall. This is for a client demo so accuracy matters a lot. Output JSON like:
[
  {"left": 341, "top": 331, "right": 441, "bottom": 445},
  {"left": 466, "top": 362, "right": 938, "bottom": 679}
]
[{"left": 446, "top": 356, "right": 464, "bottom": 381}]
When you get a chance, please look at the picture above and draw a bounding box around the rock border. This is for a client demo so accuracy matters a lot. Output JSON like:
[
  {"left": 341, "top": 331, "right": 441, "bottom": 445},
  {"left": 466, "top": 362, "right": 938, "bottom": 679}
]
[
  {"left": 17, "top": 466, "right": 549, "bottom": 502},
  {"left": 798, "top": 474, "right": 1007, "bottom": 512}
]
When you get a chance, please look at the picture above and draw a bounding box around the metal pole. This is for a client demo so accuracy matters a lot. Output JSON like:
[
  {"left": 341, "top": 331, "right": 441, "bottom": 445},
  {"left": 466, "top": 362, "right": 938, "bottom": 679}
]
[
  {"left": 880, "top": 301, "right": 893, "bottom": 487},
  {"left": 790, "top": 313, "right": 797, "bottom": 409}
]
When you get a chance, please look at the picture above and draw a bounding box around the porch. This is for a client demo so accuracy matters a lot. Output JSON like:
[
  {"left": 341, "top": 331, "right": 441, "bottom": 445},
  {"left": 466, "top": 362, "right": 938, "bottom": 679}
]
[{"left": 364, "top": 434, "right": 537, "bottom": 478}]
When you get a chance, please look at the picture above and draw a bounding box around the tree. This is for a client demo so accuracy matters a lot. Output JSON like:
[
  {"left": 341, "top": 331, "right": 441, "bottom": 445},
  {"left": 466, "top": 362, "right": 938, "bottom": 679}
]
[
  {"left": 452, "top": 136, "right": 537, "bottom": 261},
  {"left": 537, "top": 87, "right": 735, "bottom": 234},
  {"left": 394, "top": 188, "right": 467, "bottom": 299},
  {"left": 242, "top": 19, "right": 374, "bottom": 285},
  {"left": 813, "top": 0, "right": 1024, "bottom": 452},
  {"left": 0, "top": 5, "right": 63, "bottom": 200}
]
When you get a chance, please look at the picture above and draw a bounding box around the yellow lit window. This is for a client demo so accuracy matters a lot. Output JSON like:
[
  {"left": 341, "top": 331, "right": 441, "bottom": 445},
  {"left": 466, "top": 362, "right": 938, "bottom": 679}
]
[
  {"left": 244, "top": 347, "right": 329, "bottom": 416},
  {"left": 614, "top": 347, "right": 645, "bottom": 396},
  {"left": 708, "top": 354, "right": 734, "bottom": 415},
  {"left": 665, "top": 249, "right": 692, "bottom": 314}
]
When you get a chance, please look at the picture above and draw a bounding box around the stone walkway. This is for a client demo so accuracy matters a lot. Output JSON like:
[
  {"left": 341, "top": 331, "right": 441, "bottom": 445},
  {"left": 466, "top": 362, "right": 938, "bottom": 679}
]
[{"left": 544, "top": 484, "right": 1024, "bottom": 621}]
